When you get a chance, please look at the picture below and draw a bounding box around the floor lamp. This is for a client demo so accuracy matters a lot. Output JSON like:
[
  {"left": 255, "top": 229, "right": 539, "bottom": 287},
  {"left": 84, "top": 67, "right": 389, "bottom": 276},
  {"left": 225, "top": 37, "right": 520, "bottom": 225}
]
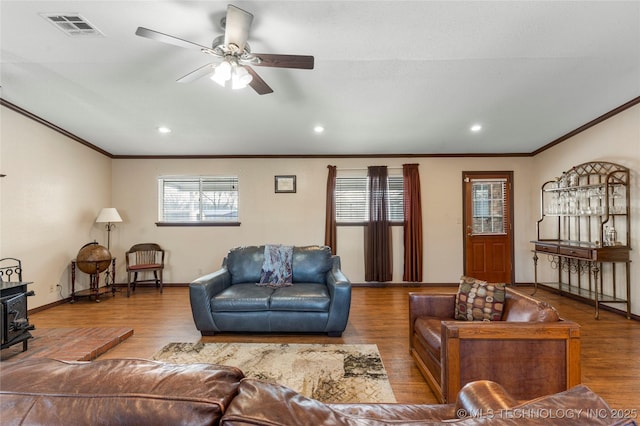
[{"left": 96, "top": 207, "right": 123, "bottom": 287}]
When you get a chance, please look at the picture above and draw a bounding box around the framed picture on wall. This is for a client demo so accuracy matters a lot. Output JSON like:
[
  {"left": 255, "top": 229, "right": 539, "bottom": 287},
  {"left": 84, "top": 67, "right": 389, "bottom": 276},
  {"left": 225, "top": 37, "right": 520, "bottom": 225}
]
[{"left": 275, "top": 175, "right": 296, "bottom": 193}]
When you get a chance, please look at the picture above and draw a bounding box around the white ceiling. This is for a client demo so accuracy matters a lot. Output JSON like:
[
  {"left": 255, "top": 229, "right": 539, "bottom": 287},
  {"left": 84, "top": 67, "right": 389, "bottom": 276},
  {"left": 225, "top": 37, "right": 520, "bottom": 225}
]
[{"left": 1, "top": 1, "right": 639, "bottom": 157}]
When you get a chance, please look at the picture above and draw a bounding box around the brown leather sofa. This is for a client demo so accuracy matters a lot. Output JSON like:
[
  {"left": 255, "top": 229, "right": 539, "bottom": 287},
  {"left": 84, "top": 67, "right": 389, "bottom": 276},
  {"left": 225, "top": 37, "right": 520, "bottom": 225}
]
[
  {"left": 1, "top": 357, "right": 633, "bottom": 426},
  {"left": 409, "top": 287, "right": 582, "bottom": 404}
]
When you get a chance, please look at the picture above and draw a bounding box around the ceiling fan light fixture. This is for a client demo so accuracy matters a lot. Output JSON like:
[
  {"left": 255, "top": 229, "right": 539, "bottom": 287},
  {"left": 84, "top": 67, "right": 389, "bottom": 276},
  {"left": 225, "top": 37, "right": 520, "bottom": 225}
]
[
  {"left": 211, "top": 61, "right": 232, "bottom": 86},
  {"left": 231, "top": 65, "right": 253, "bottom": 90},
  {"left": 136, "top": 5, "right": 313, "bottom": 95},
  {"left": 210, "top": 59, "right": 252, "bottom": 90}
]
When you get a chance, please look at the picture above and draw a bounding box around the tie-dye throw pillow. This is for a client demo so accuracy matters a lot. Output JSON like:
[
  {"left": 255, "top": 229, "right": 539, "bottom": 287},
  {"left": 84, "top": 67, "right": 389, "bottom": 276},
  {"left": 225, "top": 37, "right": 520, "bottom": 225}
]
[{"left": 257, "top": 244, "right": 293, "bottom": 288}]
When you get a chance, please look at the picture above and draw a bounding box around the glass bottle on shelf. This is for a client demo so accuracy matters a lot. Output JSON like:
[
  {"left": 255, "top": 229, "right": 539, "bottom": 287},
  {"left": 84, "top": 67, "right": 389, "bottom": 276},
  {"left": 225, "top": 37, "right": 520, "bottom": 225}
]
[
  {"left": 567, "top": 192, "right": 577, "bottom": 215},
  {"left": 578, "top": 188, "right": 590, "bottom": 215},
  {"left": 604, "top": 227, "right": 617, "bottom": 246},
  {"left": 610, "top": 186, "right": 625, "bottom": 214},
  {"left": 589, "top": 187, "right": 604, "bottom": 215}
]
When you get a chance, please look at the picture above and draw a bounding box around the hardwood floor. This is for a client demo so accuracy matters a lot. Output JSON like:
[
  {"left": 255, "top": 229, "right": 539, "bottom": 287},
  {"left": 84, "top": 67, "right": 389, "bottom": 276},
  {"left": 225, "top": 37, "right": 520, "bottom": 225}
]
[{"left": 21, "top": 285, "right": 640, "bottom": 409}]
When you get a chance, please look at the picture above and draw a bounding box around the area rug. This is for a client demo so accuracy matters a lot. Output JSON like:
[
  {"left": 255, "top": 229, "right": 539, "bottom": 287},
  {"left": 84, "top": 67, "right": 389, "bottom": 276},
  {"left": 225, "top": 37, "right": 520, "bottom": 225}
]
[
  {"left": 0, "top": 327, "right": 133, "bottom": 362},
  {"left": 152, "top": 342, "right": 396, "bottom": 403}
]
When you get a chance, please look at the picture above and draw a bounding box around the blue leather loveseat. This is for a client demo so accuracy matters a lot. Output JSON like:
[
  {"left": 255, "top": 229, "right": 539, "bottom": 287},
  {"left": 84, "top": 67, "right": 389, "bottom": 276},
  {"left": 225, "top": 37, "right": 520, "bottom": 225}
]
[{"left": 189, "top": 245, "right": 352, "bottom": 336}]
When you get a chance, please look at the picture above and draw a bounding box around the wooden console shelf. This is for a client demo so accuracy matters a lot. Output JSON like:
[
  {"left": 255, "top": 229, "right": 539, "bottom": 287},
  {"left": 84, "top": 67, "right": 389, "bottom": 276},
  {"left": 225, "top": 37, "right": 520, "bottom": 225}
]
[{"left": 533, "top": 240, "right": 630, "bottom": 262}]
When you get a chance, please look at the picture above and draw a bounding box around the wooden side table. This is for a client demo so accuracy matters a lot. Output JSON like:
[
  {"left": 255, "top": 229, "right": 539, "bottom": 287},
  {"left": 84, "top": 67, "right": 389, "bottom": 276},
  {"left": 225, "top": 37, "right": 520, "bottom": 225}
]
[{"left": 70, "top": 258, "right": 116, "bottom": 303}]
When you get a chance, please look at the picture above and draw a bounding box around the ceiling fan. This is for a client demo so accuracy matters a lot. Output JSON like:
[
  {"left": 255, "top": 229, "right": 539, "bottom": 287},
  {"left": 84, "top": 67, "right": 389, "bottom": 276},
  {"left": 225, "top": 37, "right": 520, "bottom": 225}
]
[{"left": 135, "top": 4, "right": 314, "bottom": 95}]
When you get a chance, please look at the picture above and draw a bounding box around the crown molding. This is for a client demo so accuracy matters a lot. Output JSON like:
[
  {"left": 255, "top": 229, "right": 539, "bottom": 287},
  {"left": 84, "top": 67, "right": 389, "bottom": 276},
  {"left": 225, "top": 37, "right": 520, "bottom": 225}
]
[{"left": 3, "top": 96, "right": 638, "bottom": 159}]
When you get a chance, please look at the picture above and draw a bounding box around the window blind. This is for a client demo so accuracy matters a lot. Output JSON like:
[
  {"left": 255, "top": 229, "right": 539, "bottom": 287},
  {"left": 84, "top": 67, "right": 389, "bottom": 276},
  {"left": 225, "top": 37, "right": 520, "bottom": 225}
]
[
  {"left": 335, "top": 176, "right": 404, "bottom": 223},
  {"left": 159, "top": 176, "right": 239, "bottom": 222}
]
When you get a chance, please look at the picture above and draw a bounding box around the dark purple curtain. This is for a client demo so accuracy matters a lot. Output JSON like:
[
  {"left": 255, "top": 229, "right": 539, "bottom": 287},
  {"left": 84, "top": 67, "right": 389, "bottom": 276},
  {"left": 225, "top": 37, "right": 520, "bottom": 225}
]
[
  {"left": 365, "top": 166, "right": 392, "bottom": 282},
  {"left": 403, "top": 163, "right": 423, "bottom": 282},
  {"left": 324, "top": 165, "right": 337, "bottom": 255}
]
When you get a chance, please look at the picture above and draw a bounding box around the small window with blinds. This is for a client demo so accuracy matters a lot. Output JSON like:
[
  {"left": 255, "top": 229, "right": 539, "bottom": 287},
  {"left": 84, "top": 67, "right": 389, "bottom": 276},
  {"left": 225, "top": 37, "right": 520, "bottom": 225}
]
[
  {"left": 336, "top": 176, "right": 404, "bottom": 224},
  {"left": 158, "top": 176, "right": 239, "bottom": 223},
  {"left": 471, "top": 178, "right": 506, "bottom": 234}
]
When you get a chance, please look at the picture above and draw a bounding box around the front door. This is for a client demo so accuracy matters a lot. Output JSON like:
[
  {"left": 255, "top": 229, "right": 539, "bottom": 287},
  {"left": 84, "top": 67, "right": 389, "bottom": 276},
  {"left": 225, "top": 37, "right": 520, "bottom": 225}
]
[{"left": 463, "top": 171, "right": 514, "bottom": 283}]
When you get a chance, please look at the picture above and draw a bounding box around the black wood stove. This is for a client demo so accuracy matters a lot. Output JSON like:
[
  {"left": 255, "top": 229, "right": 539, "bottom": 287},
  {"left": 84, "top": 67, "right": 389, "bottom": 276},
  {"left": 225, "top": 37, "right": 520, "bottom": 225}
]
[{"left": 0, "top": 258, "right": 35, "bottom": 352}]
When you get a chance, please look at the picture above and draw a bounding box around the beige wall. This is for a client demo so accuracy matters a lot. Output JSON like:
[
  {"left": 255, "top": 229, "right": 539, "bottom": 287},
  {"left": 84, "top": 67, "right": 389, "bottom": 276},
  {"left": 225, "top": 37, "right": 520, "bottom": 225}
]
[
  {"left": 532, "top": 104, "right": 640, "bottom": 317},
  {"left": 111, "top": 157, "right": 534, "bottom": 286},
  {"left": 1, "top": 102, "right": 638, "bottom": 316},
  {"left": 0, "top": 106, "right": 112, "bottom": 308}
]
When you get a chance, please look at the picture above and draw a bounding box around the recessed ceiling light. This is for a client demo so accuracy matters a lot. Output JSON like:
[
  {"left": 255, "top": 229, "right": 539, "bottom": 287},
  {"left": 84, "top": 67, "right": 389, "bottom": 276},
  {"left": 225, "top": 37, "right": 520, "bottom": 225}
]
[
  {"left": 157, "top": 126, "right": 172, "bottom": 134},
  {"left": 470, "top": 124, "right": 482, "bottom": 132},
  {"left": 314, "top": 125, "right": 325, "bottom": 134}
]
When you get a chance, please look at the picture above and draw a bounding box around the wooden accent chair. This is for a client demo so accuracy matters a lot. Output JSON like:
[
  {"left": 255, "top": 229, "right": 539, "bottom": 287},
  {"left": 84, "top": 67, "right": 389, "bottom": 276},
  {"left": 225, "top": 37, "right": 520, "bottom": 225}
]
[{"left": 125, "top": 243, "right": 165, "bottom": 297}]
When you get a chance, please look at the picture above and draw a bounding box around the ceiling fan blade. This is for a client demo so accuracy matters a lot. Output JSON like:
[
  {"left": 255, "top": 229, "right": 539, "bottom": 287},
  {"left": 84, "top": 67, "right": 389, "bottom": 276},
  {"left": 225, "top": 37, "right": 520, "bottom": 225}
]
[
  {"left": 224, "top": 5, "right": 253, "bottom": 53},
  {"left": 135, "top": 27, "right": 210, "bottom": 51},
  {"left": 176, "top": 63, "right": 216, "bottom": 83},
  {"left": 253, "top": 54, "right": 314, "bottom": 70},
  {"left": 245, "top": 66, "right": 273, "bottom": 95}
]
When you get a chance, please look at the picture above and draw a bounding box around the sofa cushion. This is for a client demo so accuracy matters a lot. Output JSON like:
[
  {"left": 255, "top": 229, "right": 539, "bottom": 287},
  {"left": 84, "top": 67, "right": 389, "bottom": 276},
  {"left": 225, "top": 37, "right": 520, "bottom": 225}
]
[
  {"left": 455, "top": 276, "right": 505, "bottom": 322},
  {"left": 454, "top": 384, "right": 627, "bottom": 425},
  {"left": 1, "top": 358, "right": 244, "bottom": 426},
  {"left": 221, "top": 378, "right": 455, "bottom": 425},
  {"left": 503, "top": 288, "right": 560, "bottom": 322},
  {"left": 226, "top": 245, "right": 333, "bottom": 285},
  {"left": 269, "top": 284, "right": 331, "bottom": 312},
  {"left": 227, "top": 246, "right": 264, "bottom": 284},
  {"left": 212, "top": 284, "right": 273, "bottom": 311},
  {"left": 413, "top": 316, "right": 443, "bottom": 359},
  {"left": 292, "top": 246, "right": 332, "bottom": 284}
]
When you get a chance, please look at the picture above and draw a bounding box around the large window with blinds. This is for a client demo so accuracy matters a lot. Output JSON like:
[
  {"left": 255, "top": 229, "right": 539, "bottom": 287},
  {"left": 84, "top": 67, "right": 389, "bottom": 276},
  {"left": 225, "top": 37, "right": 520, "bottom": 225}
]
[
  {"left": 158, "top": 176, "right": 239, "bottom": 223},
  {"left": 335, "top": 176, "right": 404, "bottom": 224}
]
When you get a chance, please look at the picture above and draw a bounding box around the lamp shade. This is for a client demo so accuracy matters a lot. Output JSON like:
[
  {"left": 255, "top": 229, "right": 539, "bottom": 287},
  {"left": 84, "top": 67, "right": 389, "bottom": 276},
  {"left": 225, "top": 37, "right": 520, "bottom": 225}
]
[
  {"left": 96, "top": 207, "right": 122, "bottom": 223},
  {"left": 211, "top": 61, "right": 232, "bottom": 87},
  {"left": 232, "top": 65, "right": 252, "bottom": 90}
]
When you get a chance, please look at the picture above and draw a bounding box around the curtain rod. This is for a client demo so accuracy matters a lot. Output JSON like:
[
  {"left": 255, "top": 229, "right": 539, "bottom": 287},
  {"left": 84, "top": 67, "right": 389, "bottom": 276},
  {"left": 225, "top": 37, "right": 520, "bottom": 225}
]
[{"left": 336, "top": 166, "right": 404, "bottom": 171}]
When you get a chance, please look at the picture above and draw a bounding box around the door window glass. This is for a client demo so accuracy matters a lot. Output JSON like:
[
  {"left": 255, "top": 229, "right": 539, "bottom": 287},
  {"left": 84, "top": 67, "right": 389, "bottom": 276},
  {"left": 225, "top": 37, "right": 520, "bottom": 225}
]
[{"left": 471, "top": 179, "right": 506, "bottom": 234}]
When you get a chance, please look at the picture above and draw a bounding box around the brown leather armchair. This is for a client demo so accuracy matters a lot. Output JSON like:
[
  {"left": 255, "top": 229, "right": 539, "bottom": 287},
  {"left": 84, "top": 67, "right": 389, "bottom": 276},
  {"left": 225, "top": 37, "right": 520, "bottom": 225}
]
[
  {"left": 125, "top": 243, "right": 165, "bottom": 297},
  {"left": 409, "top": 287, "right": 581, "bottom": 403}
]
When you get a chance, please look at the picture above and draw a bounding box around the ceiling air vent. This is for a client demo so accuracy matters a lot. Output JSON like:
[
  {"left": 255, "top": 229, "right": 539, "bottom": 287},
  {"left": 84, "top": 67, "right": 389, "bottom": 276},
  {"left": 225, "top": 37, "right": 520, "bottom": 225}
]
[{"left": 40, "top": 13, "right": 104, "bottom": 37}]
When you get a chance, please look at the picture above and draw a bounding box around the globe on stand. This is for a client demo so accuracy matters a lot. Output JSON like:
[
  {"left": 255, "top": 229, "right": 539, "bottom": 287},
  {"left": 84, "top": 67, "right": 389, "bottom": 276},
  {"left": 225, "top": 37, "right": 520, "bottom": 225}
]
[{"left": 76, "top": 242, "right": 111, "bottom": 275}]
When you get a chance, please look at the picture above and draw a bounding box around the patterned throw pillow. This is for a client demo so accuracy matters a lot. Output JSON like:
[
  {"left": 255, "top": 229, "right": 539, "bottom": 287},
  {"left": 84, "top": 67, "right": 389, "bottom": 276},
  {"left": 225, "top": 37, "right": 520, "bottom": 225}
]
[{"left": 455, "top": 276, "right": 506, "bottom": 321}]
